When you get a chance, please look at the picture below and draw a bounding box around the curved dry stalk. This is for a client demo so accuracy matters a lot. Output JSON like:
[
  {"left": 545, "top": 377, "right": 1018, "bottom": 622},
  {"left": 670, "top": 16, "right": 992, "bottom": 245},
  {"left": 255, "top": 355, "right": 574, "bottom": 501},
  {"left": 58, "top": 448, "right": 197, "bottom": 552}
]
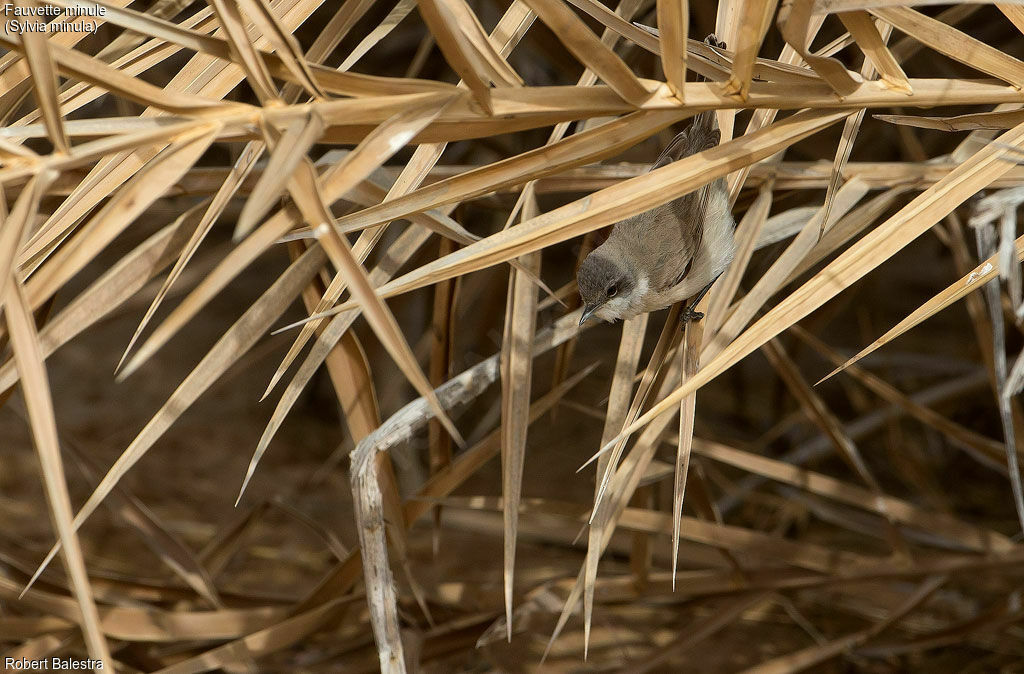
[{"left": 349, "top": 311, "right": 594, "bottom": 671}]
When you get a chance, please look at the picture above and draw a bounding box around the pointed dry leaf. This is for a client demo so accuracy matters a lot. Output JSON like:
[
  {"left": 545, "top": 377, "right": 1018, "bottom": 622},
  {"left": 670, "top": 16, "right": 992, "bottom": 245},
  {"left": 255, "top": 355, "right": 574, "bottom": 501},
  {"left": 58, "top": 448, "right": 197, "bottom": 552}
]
[
  {"left": 876, "top": 108, "right": 1024, "bottom": 132},
  {"left": 499, "top": 248, "right": 540, "bottom": 639},
  {"left": 119, "top": 95, "right": 454, "bottom": 379},
  {"left": 0, "top": 24, "right": 238, "bottom": 114},
  {"left": 23, "top": 245, "right": 327, "bottom": 594},
  {"left": 254, "top": 227, "right": 433, "bottom": 479},
  {"left": 777, "top": 0, "right": 861, "bottom": 95},
  {"left": 26, "top": 123, "right": 219, "bottom": 311},
  {"left": 416, "top": 0, "right": 498, "bottom": 111},
  {"left": 871, "top": 6, "right": 1024, "bottom": 87},
  {"left": 339, "top": 0, "right": 418, "bottom": 71},
  {"left": 208, "top": 0, "right": 280, "bottom": 103},
  {"left": 596, "top": 314, "right": 649, "bottom": 497},
  {"left": 656, "top": 0, "right": 688, "bottom": 100},
  {"left": 236, "top": 114, "right": 323, "bottom": 239},
  {"left": 5, "top": 277, "right": 112, "bottom": 668},
  {"left": 603, "top": 121, "right": 1024, "bottom": 463},
  {"left": 671, "top": 315, "right": 704, "bottom": 590},
  {"left": 724, "top": 0, "right": 778, "bottom": 100},
  {"left": 0, "top": 212, "right": 196, "bottom": 394},
  {"left": 818, "top": 235, "right": 1024, "bottom": 384},
  {"left": 518, "top": 0, "right": 652, "bottom": 106},
  {"left": 118, "top": 141, "right": 266, "bottom": 371},
  {"left": 235, "top": 0, "right": 327, "bottom": 99},
  {"left": 313, "top": 221, "right": 464, "bottom": 446},
  {"left": 0, "top": 170, "right": 55, "bottom": 309},
  {"left": 816, "top": 20, "right": 895, "bottom": 238},
  {"left": 16, "top": 9, "right": 70, "bottom": 154}
]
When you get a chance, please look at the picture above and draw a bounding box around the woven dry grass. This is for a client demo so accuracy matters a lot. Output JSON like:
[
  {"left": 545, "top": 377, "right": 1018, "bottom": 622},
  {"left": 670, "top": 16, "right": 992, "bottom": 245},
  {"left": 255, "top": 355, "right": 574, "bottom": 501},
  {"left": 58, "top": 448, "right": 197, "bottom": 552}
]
[{"left": 3, "top": 0, "right": 1024, "bottom": 671}]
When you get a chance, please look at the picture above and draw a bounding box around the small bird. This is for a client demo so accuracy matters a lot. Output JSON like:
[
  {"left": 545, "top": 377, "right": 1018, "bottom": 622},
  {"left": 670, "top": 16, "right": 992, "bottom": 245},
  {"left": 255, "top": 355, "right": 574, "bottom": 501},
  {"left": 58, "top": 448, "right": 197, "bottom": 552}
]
[{"left": 577, "top": 36, "right": 735, "bottom": 326}]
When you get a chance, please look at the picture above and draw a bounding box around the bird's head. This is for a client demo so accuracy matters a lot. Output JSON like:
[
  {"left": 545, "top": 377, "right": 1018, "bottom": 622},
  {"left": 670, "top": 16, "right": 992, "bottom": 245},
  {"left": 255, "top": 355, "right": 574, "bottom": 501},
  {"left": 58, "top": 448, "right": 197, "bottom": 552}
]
[{"left": 577, "top": 251, "right": 638, "bottom": 325}]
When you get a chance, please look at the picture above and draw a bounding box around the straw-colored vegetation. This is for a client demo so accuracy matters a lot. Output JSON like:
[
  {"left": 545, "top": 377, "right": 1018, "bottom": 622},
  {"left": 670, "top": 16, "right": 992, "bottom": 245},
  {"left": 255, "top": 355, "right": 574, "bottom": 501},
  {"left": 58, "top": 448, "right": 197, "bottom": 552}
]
[{"left": 3, "top": 0, "right": 1024, "bottom": 670}]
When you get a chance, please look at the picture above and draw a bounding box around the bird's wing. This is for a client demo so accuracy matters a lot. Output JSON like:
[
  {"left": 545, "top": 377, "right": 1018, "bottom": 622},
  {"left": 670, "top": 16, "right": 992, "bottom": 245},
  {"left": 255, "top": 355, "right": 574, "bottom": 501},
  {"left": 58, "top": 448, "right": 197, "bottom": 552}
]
[
  {"left": 652, "top": 129, "right": 689, "bottom": 170},
  {"left": 657, "top": 34, "right": 728, "bottom": 289},
  {"left": 664, "top": 112, "right": 720, "bottom": 286}
]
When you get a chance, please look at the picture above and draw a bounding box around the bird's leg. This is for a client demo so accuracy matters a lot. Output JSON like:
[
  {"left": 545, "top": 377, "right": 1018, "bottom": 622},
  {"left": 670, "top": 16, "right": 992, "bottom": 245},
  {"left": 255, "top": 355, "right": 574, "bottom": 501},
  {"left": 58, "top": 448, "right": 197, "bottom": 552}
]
[{"left": 680, "top": 275, "right": 722, "bottom": 325}]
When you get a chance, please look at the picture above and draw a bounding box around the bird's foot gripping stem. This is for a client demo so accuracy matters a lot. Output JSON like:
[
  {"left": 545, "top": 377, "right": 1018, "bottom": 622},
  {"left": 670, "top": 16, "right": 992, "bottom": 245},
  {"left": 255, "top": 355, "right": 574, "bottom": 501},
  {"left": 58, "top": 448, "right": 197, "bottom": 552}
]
[
  {"left": 679, "top": 278, "right": 719, "bottom": 328},
  {"left": 705, "top": 34, "right": 726, "bottom": 50},
  {"left": 680, "top": 304, "right": 705, "bottom": 323}
]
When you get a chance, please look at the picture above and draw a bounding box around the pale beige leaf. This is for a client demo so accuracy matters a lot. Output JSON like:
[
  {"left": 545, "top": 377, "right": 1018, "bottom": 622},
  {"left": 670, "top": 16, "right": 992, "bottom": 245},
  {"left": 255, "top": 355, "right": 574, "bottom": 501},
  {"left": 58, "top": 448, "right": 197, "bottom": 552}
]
[
  {"left": 872, "top": 6, "right": 1024, "bottom": 87},
  {"left": 17, "top": 11, "right": 70, "bottom": 154},
  {"left": 417, "top": 0, "right": 499, "bottom": 111},
  {"left": 338, "top": 0, "right": 418, "bottom": 72},
  {"left": 25, "top": 123, "right": 219, "bottom": 311},
  {"left": 518, "top": 0, "right": 653, "bottom": 106},
  {"left": 23, "top": 245, "right": 327, "bottom": 594},
  {"left": 777, "top": 0, "right": 861, "bottom": 94},
  {"left": 117, "top": 141, "right": 265, "bottom": 372},
  {"left": 0, "top": 24, "right": 237, "bottom": 114},
  {"left": 208, "top": 0, "right": 280, "bottom": 103},
  {"left": 0, "top": 213, "right": 196, "bottom": 392},
  {"left": 254, "top": 227, "right": 433, "bottom": 482},
  {"left": 605, "top": 122, "right": 1024, "bottom": 460},
  {"left": 313, "top": 221, "right": 464, "bottom": 446},
  {"left": 818, "top": 235, "right": 1024, "bottom": 384},
  {"left": 235, "top": 0, "right": 327, "bottom": 99},
  {"left": 839, "top": 11, "right": 911, "bottom": 92},
  {"left": 876, "top": 109, "right": 1024, "bottom": 132},
  {"left": 236, "top": 114, "right": 323, "bottom": 239},
  {"left": 0, "top": 170, "right": 55, "bottom": 309},
  {"left": 724, "top": 0, "right": 778, "bottom": 99},
  {"left": 656, "top": 0, "right": 688, "bottom": 100},
  {"left": 499, "top": 248, "right": 541, "bottom": 638},
  {"left": 5, "top": 277, "right": 112, "bottom": 668}
]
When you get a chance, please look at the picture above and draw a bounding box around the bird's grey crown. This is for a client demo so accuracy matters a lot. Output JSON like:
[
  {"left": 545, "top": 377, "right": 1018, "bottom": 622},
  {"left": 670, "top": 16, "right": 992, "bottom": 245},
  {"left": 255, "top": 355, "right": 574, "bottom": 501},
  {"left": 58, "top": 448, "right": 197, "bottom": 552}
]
[{"left": 578, "top": 252, "right": 634, "bottom": 307}]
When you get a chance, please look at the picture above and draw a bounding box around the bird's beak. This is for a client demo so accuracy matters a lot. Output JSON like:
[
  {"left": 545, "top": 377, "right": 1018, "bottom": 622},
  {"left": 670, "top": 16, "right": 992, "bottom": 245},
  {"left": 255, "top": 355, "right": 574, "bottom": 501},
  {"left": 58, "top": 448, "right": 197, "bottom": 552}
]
[{"left": 579, "top": 303, "right": 599, "bottom": 326}]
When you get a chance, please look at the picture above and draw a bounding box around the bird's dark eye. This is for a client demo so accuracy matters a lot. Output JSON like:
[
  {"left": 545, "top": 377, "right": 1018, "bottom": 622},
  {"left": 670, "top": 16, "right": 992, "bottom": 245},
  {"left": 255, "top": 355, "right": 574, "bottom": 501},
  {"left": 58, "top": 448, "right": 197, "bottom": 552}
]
[{"left": 606, "top": 285, "right": 617, "bottom": 297}]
